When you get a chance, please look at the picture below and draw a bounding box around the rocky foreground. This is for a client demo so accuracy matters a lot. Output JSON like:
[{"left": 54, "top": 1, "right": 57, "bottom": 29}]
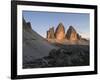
[{"left": 23, "top": 45, "right": 89, "bottom": 69}]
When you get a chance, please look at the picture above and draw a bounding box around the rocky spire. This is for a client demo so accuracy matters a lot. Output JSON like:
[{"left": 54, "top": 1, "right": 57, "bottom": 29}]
[
  {"left": 47, "top": 27, "right": 55, "bottom": 39},
  {"left": 66, "top": 26, "right": 80, "bottom": 41},
  {"left": 55, "top": 23, "right": 65, "bottom": 40},
  {"left": 46, "top": 24, "right": 81, "bottom": 42},
  {"left": 23, "top": 18, "right": 32, "bottom": 30}
]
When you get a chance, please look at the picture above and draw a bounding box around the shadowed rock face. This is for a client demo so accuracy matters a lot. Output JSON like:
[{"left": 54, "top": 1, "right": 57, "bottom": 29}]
[
  {"left": 66, "top": 26, "right": 80, "bottom": 41},
  {"left": 23, "top": 18, "right": 32, "bottom": 30},
  {"left": 23, "top": 45, "right": 89, "bottom": 68},
  {"left": 23, "top": 19, "right": 58, "bottom": 64},
  {"left": 47, "top": 27, "right": 55, "bottom": 39}
]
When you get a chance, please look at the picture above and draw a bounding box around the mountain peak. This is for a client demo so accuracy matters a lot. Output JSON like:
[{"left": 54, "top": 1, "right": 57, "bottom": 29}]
[
  {"left": 58, "top": 22, "right": 64, "bottom": 25},
  {"left": 68, "top": 26, "right": 76, "bottom": 33},
  {"left": 23, "top": 18, "right": 32, "bottom": 30},
  {"left": 55, "top": 22, "right": 65, "bottom": 40},
  {"left": 57, "top": 22, "right": 64, "bottom": 29},
  {"left": 47, "top": 26, "right": 55, "bottom": 39},
  {"left": 55, "top": 22, "right": 65, "bottom": 34},
  {"left": 66, "top": 26, "right": 80, "bottom": 41},
  {"left": 47, "top": 24, "right": 81, "bottom": 41}
]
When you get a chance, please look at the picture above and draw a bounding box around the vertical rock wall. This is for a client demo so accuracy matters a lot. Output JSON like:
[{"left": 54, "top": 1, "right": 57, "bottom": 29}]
[{"left": 47, "top": 23, "right": 81, "bottom": 41}]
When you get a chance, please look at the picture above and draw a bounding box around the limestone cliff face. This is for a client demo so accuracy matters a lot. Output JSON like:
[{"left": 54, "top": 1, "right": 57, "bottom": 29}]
[
  {"left": 66, "top": 26, "right": 81, "bottom": 41},
  {"left": 70, "top": 31, "right": 78, "bottom": 41},
  {"left": 46, "top": 23, "right": 81, "bottom": 42},
  {"left": 55, "top": 23, "right": 65, "bottom": 40},
  {"left": 47, "top": 27, "right": 55, "bottom": 39}
]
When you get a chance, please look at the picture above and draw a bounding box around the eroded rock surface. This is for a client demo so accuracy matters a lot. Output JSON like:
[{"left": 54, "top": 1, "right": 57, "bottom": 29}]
[
  {"left": 66, "top": 26, "right": 81, "bottom": 41},
  {"left": 47, "top": 27, "right": 55, "bottom": 39},
  {"left": 55, "top": 23, "right": 65, "bottom": 40}
]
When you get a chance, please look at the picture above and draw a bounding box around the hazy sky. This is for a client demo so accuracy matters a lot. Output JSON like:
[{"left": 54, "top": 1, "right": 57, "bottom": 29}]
[{"left": 23, "top": 11, "right": 90, "bottom": 39}]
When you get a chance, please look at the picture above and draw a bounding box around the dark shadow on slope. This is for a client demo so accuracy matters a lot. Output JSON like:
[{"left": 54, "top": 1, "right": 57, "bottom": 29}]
[{"left": 23, "top": 45, "right": 89, "bottom": 69}]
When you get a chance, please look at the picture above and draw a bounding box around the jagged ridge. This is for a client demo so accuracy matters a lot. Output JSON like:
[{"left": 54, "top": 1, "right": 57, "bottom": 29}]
[{"left": 47, "top": 23, "right": 81, "bottom": 41}]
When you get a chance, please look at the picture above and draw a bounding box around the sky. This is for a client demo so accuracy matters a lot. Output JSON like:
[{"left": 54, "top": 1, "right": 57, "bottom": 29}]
[{"left": 23, "top": 11, "right": 90, "bottom": 39}]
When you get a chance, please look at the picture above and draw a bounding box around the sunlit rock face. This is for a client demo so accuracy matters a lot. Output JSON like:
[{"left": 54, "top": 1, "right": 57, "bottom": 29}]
[
  {"left": 47, "top": 27, "right": 55, "bottom": 39},
  {"left": 55, "top": 23, "right": 65, "bottom": 40},
  {"left": 46, "top": 23, "right": 84, "bottom": 44},
  {"left": 70, "top": 31, "right": 78, "bottom": 41},
  {"left": 66, "top": 26, "right": 80, "bottom": 41}
]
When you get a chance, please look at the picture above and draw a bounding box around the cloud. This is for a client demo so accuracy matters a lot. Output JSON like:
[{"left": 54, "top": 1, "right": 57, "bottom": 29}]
[{"left": 80, "top": 33, "right": 90, "bottom": 40}]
